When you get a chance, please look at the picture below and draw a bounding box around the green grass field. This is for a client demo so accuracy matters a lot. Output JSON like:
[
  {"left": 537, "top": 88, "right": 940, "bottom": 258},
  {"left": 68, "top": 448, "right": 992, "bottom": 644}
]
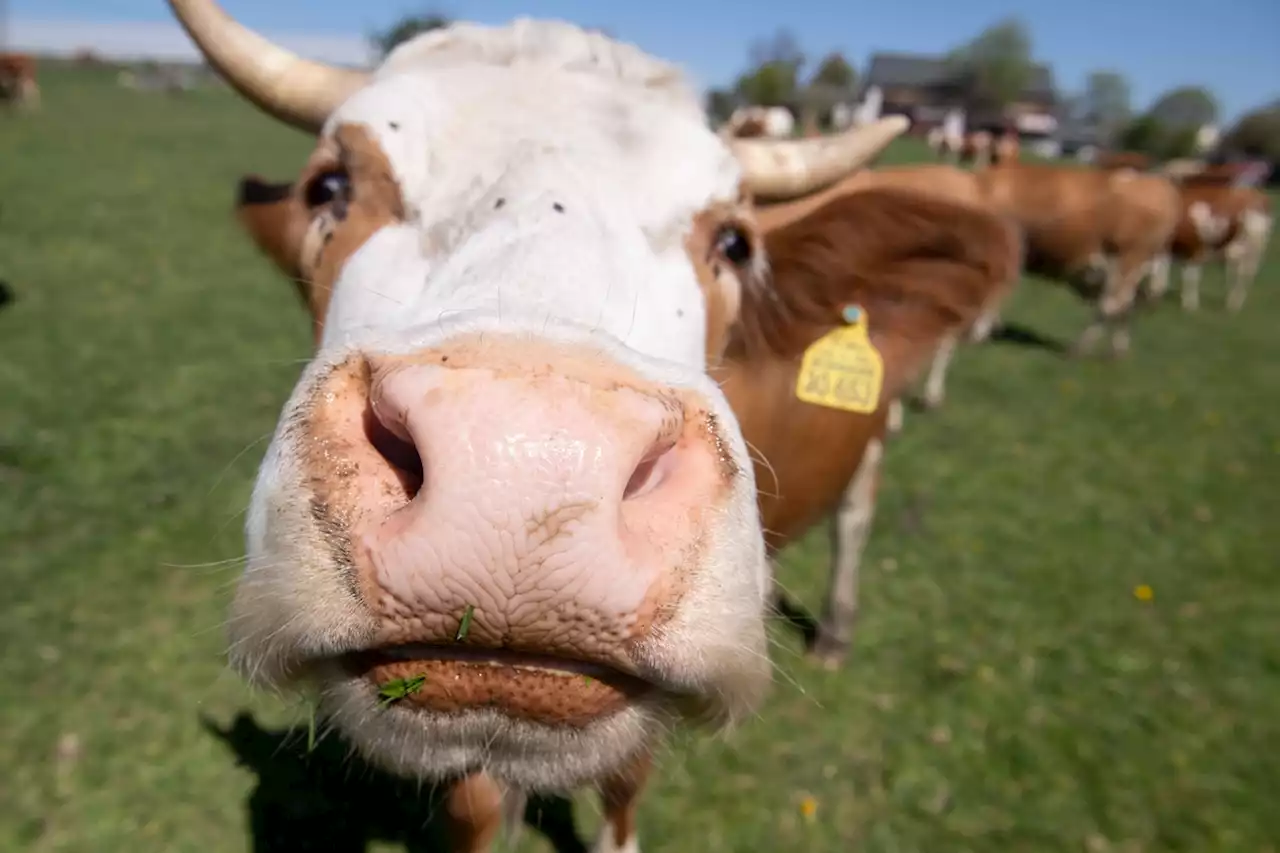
[{"left": 3, "top": 67, "right": 1278, "bottom": 853}]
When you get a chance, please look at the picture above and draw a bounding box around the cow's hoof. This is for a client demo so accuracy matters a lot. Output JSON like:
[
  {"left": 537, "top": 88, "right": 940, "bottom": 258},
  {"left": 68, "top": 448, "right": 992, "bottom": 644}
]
[
  {"left": 807, "top": 635, "right": 851, "bottom": 670},
  {"left": 920, "top": 394, "right": 944, "bottom": 412}
]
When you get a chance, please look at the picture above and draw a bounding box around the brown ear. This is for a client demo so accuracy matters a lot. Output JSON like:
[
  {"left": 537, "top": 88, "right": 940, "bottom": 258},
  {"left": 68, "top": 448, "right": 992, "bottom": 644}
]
[
  {"left": 235, "top": 176, "right": 307, "bottom": 283},
  {"left": 737, "top": 187, "right": 1021, "bottom": 403}
]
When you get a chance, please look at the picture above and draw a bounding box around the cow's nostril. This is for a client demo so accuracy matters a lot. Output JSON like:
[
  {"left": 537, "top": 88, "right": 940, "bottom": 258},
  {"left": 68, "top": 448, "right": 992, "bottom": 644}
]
[
  {"left": 623, "top": 441, "right": 678, "bottom": 502},
  {"left": 363, "top": 404, "right": 424, "bottom": 500}
]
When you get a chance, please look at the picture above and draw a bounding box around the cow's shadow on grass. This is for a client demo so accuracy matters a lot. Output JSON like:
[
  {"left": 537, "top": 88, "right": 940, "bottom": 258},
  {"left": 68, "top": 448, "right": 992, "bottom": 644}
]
[
  {"left": 202, "top": 711, "right": 590, "bottom": 853},
  {"left": 986, "top": 321, "right": 1069, "bottom": 354}
]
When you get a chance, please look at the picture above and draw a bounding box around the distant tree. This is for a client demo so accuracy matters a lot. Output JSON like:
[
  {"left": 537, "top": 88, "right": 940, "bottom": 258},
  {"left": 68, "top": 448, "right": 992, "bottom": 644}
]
[
  {"left": 732, "top": 28, "right": 807, "bottom": 109},
  {"left": 947, "top": 17, "right": 1036, "bottom": 109},
  {"left": 1221, "top": 102, "right": 1280, "bottom": 160},
  {"left": 747, "top": 29, "right": 806, "bottom": 76},
  {"left": 1117, "top": 113, "right": 1167, "bottom": 156},
  {"left": 1146, "top": 85, "right": 1219, "bottom": 131},
  {"left": 705, "top": 88, "right": 739, "bottom": 124},
  {"left": 1082, "top": 70, "right": 1131, "bottom": 145},
  {"left": 810, "top": 52, "right": 857, "bottom": 91},
  {"left": 372, "top": 12, "right": 451, "bottom": 59},
  {"left": 734, "top": 62, "right": 801, "bottom": 107}
]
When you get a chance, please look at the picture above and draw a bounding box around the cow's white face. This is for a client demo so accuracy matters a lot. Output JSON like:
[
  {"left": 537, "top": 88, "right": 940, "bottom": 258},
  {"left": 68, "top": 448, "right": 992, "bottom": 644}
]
[{"left": 225, "top": 21, "right": 774, "bottom": 790}]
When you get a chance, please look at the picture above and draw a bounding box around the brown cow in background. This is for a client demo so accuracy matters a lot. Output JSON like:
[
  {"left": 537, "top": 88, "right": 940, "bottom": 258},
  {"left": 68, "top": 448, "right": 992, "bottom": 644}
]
[
  {"left": 1154, "top": 176, "right": 1274, "bottom": 311},
  {"left": 0, "top": 53, "right": 40, "bottom": 109}
]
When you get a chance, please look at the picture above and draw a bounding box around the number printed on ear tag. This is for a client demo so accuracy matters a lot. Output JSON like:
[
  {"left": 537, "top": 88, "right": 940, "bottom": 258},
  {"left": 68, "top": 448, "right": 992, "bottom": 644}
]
[{"left": 794, "top": 304, "right": 884, "bottom": 414}]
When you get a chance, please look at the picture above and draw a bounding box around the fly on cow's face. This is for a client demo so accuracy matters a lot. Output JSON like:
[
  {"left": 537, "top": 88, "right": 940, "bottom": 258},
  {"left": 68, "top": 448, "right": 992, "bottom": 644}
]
[{"left": 304, "top": 168, "right": 352, "bottom": 218}]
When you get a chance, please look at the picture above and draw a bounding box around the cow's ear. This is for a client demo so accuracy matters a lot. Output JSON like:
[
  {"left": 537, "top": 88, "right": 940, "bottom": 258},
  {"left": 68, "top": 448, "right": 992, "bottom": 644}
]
[
  {"left": 735, "top": 187, "right": 1021, "bottom": 403},
  {"left": 235, "top": 176, "right": 306, "bottom": 282}
]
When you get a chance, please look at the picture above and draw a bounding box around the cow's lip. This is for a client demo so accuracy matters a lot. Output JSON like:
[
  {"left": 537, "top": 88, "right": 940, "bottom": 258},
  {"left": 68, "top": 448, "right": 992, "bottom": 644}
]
[
  {"left": 340, "top": 644, "right": 659, "bottom": 726},
  {"left": 348, "top": 643, "right": 647, "bottom": 683}
]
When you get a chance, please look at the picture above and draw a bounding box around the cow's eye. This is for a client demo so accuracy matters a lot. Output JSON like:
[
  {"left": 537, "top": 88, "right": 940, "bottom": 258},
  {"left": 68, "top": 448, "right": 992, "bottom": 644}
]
[
  {"left": 304, "top": 168, "right": 350, "bottom": 209},
  {"left": 714, "top": 225, "right": 754, "bottom": 266}
]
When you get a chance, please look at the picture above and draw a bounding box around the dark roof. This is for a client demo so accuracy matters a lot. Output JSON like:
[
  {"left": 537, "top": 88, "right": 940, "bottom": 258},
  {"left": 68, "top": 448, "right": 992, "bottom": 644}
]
[
  {"left": 864, "top": 51, "right": 1056, "bottom": 100},
  {"left": 865, "top": 53, "right": 956, "bottom": 89}
]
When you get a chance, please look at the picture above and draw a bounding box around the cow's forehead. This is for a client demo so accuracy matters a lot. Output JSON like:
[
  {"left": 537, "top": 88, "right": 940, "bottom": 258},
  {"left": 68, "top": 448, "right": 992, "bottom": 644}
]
[
  {"left": 324, "top": 65, "right": 742, "bottom": 232},
  {"left": 311, "top": 52, "right": 747, "bottom": 368}
]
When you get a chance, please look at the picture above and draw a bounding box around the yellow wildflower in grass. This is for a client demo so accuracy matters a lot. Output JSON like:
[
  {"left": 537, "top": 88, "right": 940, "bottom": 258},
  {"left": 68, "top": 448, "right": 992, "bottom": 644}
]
[
  {"left": 1134, "top": 584, "right": 1154, "bottom": 602},
  {"left": 800, "top": 795, "right": 817, "bottom": 821}
]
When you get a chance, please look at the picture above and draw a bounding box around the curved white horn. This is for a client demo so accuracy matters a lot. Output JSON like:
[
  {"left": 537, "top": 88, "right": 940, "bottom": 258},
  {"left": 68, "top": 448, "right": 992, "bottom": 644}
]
[
  {"left": 733, "top": 115, "right": 911, "bottom": 201},
  {"left": 167, "top": 0, "right": 370, "bottom": 133}
]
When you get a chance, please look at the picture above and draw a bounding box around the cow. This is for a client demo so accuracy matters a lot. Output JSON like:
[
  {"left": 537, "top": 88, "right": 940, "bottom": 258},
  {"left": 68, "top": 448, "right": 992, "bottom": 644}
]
[
  {"left": 1096, "top": 151, "right": 1153, "bottom": 172},
  {"left": 959, "top": 130, "right": 994, "bottom": 169},
  {"left": 926, "top": 109, "right": 967, "bottom": 165},
  {"left": 169, "top": 1, "right": 1020, "bottom": 849},
  {"left": 758, "top": 158, "right": 1183, "bottom": 406},
  {"left": 970, "top": 162, "right": 1182, "bottom": 359},
  {"left": 992, "top": 127, "right": 1020, "bottom": 165},
  {"left": 1153, "top": 177, "right": 1274, "bottom": 312},
  {"left": 720, "top": 105, "right": 796, "bottom": 139},
  {"left": 0, "top": 53, "right": 40, "bottom": 109}
]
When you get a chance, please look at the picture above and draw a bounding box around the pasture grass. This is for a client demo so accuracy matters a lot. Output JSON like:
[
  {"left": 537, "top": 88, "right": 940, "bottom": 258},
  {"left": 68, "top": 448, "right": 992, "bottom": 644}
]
[{"left": 2, "top": 67, "right": 1278, "bottom": 853}]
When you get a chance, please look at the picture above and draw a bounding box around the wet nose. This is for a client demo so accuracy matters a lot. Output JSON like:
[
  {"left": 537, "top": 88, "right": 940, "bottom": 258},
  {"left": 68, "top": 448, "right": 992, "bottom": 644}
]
[{"left": 317, "top": 345, "right": 731, "bottom": 669}]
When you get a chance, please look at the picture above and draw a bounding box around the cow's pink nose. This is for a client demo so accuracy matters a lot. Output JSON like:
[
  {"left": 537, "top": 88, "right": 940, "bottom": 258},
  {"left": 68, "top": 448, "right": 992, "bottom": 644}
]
[{"left": 302, "top": 342, "right": 733, "bottom": 712}]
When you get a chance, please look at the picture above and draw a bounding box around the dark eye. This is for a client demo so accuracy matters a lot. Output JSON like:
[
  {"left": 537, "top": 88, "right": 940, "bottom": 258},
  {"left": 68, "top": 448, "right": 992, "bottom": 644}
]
[
  {"left": 304, "top": 168, "right": 350, "bottom": 209},
  {"left": 714, "top": 225, "right": 753, "bottom": 266}
]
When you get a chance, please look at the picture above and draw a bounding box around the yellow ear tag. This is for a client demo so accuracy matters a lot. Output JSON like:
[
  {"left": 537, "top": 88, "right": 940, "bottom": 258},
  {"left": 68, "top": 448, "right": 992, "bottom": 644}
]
[{"left": 794, "top": 304, "right": 884, "bottom": 414}]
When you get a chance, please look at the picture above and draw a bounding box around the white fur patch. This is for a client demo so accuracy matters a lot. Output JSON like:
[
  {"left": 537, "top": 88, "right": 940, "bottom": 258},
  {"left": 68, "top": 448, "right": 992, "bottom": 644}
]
[
  {"left": 1188, "top": 201, "right": 1230, "bottom": 245},
  {"left": 315, "top": 21, "right": 743, "bottom": 369}
]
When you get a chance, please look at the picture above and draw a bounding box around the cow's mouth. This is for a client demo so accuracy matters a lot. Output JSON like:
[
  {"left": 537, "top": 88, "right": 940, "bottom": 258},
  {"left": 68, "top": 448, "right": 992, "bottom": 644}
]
[{"left": 343, "top": 645, "right": 656, "bottom": 727}]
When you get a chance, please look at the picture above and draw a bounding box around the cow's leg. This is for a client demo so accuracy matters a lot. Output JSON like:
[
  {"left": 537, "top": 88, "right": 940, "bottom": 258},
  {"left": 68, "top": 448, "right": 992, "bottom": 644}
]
[
  {"left": 921, "top": 332, "right": 959, "bottom": 410},
  {"left": 1106, "top": 253, "right": 1160, "bottom": 356},
  {"left": 886, "top": 398, "right": 905, "bottom": 434},
  {"left": 1144, "top": 252, "right": 1171, "bottom": 301},
  {"left": 1226, "top": 212, "right": 1273, "bottom": 312},
  {"left": 1074, "top": 253, "right": 1148, "bottom": 358},
  {"left": 811, "top": 438, "right": 884, "bottom": 668},
  {"left": 445, "top": 773, "right": 507, "bottom": 853},
  {"left": 1181, "top": 263, "right": 1203, "bottom": 312},
  {"left": 592, "top": 750, "right": 655, "bottom": 853},
  {"left": 968, "top": 305, "right": 1001, "bottom": 343}
]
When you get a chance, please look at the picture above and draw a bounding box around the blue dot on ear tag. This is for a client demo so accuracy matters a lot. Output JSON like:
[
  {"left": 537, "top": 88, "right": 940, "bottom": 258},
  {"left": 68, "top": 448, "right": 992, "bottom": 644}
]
[{"left": 842, "top": 305, "right": 862, "bottom": 324}]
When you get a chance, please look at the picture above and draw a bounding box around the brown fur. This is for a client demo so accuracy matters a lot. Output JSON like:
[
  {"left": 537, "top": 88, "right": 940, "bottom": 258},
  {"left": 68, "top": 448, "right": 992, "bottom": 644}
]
[
  {"left": 723, "top": 187, "right": 1021, "bottom": 550},
  {"left": 959, "top": 130, "right": 993, "bottom": 167},
  {"left": 1096, "top": 151, "right": 1152, "bottom": 172},
  {"left": 980, "top": 163, "right": 1179, "bottom": 284},
  {"left": 0, "top": 53, "right": 38, "bottom": 106},
  {"left": 1171, "top": 183, "right": 1251, "bottom": 261},
  {"left": 686, "top": 204, "right": 764, "bottom": 362},
  {"left": 233, "top": 124, "right": 410, "bottom": 343},
  {"left": 1163, "top": 181, "right": 1271, "bottom": 310},
  {"left": 993, "top": 131, "right": 1020, "bottom": 165}
]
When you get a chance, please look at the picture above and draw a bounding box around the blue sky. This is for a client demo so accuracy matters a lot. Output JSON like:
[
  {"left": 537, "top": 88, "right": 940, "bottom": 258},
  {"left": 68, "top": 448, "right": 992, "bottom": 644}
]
[{"left": 10, "top": 0, "right": 1279, "bottom": 121}]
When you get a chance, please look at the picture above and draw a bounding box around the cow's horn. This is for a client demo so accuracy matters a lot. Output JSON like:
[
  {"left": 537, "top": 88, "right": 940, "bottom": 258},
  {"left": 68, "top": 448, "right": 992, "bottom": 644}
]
[
  {"left": 733, "top": 116, "right": 911, "bottom": 201},
  {"left": 168, "top": 0, "right": 370, "bottom": 133}
]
